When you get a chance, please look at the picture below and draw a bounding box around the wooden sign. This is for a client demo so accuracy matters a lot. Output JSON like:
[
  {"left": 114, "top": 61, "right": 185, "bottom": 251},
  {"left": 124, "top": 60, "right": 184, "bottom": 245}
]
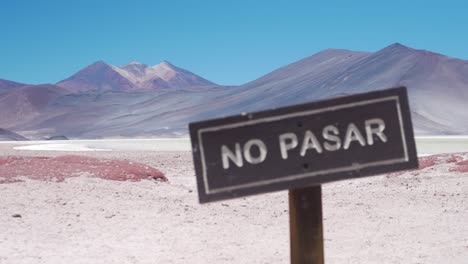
[{"left": 190, "top": 87, "right": 418, "bottom": 203}]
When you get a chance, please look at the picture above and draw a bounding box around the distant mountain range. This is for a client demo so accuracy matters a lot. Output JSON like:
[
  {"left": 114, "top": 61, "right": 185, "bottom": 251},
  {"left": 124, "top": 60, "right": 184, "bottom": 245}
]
[{"left": 0, "top": 43, "right": 467, "bottom": 139}]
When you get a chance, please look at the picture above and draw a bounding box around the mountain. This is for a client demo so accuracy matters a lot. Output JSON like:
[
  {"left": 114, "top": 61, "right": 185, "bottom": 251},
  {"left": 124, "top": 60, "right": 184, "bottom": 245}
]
[
  {"left": 116, "top": 61, "right": 217, "bottom": 90},
  {"left": 156, "top": 43, "right": 467, "bottom": 135},
  {"left": 1, "top": 43, "right": 467, "bottom": 138},
  {"left": 0, "top": 84, "right": 70, "bottom": 131},
  {"left": 0, "top": 128, "right": 29, "bottom": 141},
  {"left": 0, "top": 79, "right": 27, "bottom": 93},
  {"left": 231, "top": 43, "right": 468, "bottom": 134},
  {"left": 57, "top": 60, "right": 216, "bottom": 92},
  {"left": 56, "top": 61, "right": 138, "bottom": 92}
]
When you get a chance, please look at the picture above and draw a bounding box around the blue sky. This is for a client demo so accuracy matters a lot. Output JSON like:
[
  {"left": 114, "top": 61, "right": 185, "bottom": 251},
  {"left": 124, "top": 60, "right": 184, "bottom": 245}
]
[{"left": 1, "top": 0, "right": 467, "bottom": 85}]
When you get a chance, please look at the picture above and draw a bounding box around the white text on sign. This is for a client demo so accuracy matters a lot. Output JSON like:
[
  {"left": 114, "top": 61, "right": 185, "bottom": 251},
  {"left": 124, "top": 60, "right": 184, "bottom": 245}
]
[{"left": 221, "top": 118, "right": 387, "bottom": 169}]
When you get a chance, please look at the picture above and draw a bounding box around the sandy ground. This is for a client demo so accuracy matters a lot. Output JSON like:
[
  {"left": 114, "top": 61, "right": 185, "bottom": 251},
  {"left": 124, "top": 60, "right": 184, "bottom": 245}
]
[{"left": 0, "top": 144, "right": 467, "bottom": 264}]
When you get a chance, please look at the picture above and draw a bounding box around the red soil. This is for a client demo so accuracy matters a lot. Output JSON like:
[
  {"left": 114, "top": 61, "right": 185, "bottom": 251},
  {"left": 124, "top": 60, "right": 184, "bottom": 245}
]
[
  {"left": 386, "top": 152, "right": 468, "bottom": 177},
  {"left": 455, "top": 160, "right": 468, "bottom": 166},
  {"left": 418, "top": 156, "right": 438, "bottom": 170},
  {"left": 0, "top": 155, "right": 166, "bottom": 184},
  {"left": 449, "top": 159, "right": 468, "bottom": 173},
  {"left": 417, "top": 153, "right": 464, "bottom": 170}
]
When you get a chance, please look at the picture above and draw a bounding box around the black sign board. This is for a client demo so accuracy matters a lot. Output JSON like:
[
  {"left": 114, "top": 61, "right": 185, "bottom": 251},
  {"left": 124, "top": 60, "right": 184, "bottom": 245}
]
[{"left": 190, "top": 87, "right": 418, "bottom": 203}]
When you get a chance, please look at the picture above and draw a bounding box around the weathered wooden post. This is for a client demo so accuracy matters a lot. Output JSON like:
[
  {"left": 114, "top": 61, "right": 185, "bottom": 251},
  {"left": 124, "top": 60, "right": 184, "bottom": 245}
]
[{"left": 289, "top": 186, "right": 324, "bottom": 264}]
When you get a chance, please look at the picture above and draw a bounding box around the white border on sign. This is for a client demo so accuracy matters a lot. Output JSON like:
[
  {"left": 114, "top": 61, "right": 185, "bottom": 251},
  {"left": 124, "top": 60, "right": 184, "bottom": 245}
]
[{"left": 198, "top": 96, "right": 408, "bottom": 194}]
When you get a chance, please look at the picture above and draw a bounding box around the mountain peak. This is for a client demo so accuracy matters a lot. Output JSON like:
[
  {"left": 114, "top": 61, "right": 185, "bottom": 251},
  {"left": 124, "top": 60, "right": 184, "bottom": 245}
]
[
  {"left": 154, "top": 60, "right": 175, "bottom": 69},
  {"left": 389, "top": 42, "right": 407, "bottom": 48},
  {"left": 314, "top": 48, "right": 369, "bottom": 57},
  {"left": 91, "top": 60, "right": 109, "bottom": 66},
  {"left": 119, "top": 62, "right": 149, "bottom": 73},
  {"left": 84, "top": 60, "right": 114, "bottom": 71},
  {"left": 150, "top": 61, "right": 178, "bottom": 82},
  {"left": 57, "top": 60, "right": 136, "bottom": 92},
  {"left": 122, "top": 61, "right": 148, "bottom": 67},
  {"left": 380, "top": 42, "right": 414, "bottom": 53}
]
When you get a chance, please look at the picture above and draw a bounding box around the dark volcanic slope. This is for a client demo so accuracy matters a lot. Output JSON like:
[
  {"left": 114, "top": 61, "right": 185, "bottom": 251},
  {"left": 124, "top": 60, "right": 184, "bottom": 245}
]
[{"left": 0, "top": 128, "right": 29, "bottom": 141}]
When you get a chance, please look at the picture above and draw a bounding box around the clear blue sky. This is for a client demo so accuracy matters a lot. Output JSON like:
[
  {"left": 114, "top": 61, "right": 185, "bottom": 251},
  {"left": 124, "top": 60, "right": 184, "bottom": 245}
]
[{"left": 1, "top": 0, "right": 467, "bottom": 85}]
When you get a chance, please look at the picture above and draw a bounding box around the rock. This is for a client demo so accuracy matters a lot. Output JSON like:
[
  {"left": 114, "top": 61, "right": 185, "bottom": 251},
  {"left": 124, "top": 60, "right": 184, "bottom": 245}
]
[{"left": 46, "top": 136, "right": 69, "bottom": 140}]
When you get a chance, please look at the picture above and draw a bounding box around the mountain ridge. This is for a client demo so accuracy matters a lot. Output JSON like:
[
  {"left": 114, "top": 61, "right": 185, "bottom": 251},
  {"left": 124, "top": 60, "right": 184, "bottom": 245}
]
[{"left": 0, "top": 79, "right": 28, "bottom": 93}]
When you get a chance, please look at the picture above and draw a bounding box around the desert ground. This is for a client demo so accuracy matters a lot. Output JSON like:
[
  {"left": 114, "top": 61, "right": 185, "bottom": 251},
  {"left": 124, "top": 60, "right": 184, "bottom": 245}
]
[{"left": 0, "top": 139, "right": 467, "bottom": 264}]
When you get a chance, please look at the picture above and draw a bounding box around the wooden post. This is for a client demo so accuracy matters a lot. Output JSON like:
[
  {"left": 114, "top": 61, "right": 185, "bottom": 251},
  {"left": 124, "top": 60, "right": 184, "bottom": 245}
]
[{"left": 289, "top": 185, "right": 324, "bottom": 264}]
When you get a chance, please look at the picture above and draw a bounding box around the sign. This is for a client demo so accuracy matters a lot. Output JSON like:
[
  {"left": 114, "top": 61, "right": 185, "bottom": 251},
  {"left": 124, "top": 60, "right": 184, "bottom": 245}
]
[{"left": 190, "top": 87, "right": 418, "bottom": 203}]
